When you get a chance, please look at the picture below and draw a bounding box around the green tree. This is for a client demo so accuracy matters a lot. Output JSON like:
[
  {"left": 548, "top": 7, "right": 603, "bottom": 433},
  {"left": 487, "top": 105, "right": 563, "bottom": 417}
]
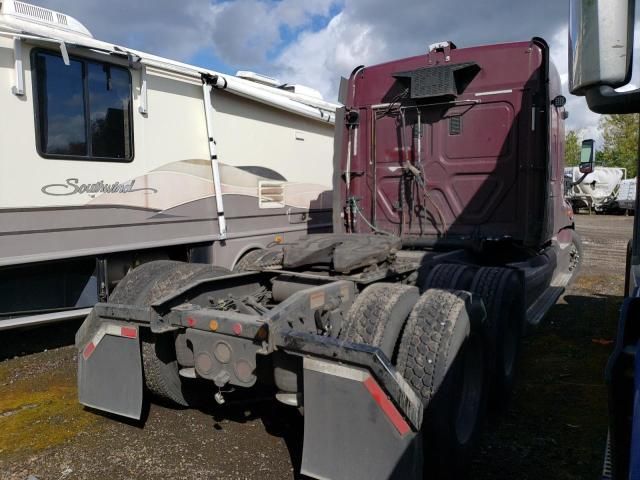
[
  {"left": 565, "top": 130, "right": 581, "bottom": 167},
  {"left": 599, "top": 114, "right": 639, "bottom": 177}
]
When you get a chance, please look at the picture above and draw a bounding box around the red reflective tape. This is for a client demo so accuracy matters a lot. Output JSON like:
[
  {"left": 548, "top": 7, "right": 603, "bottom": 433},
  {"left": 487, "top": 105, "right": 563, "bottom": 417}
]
[
  {"left": 120, "top": 326, "right": 137, "bottom": 339},
  {"left": 363, "top": 376, "right": 411, "bottom": 437},
  {"left": 83, "top": 342, "right": 96, "bottom": 361}
]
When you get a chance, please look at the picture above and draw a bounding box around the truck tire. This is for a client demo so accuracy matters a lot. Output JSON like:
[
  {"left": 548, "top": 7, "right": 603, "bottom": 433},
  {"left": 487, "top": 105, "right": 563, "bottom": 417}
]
[
  {"left": 340, "top": 283, "right": 419, "bottom": 359},
  {"left": 470, "top": 267, "right": 524, "bottom": 411},
  {"left": 233, "top": 249, "right": 283, "bottom": 272},
  {"left": 109, "top": 260, "right": 230, "bottom": 407},
  {"left": 420, "top": 263, "right": 475, "bottom": 291},
  {"left": 396, "top": 289, "right": 486, "bottom": 480},
  {"left": 109, "top": 260, "right": 183, "bottom": 304}
]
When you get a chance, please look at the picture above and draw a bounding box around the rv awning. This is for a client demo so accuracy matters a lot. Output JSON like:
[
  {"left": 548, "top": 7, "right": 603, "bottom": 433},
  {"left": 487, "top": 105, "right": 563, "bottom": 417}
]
[{"left": 0, "top": 25, "right": 338, "bottom": 124}]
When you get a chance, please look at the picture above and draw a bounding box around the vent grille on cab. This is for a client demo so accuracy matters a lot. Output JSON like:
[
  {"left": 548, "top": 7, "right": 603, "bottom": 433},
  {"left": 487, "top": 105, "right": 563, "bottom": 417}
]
[
  {"left": 393, "top": 62, "right": 481, "bottom": 101},
  {"left": 449, "top": 116, "right": 462, "bottom": 135}
]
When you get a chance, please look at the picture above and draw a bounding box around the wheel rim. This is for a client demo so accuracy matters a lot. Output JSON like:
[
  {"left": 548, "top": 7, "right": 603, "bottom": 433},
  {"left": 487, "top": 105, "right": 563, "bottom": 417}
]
[
  {"left": 569, "top": 243, "right": 580, "bottom": 272},
  {"left": 454, "top": 337, "right": 484, "bottom": 444}
]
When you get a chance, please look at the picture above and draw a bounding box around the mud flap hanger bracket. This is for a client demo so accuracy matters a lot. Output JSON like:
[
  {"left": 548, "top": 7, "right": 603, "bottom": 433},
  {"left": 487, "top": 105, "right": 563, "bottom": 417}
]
[{"left": 92, "top": 302, "right": 179, "bottom": 334}]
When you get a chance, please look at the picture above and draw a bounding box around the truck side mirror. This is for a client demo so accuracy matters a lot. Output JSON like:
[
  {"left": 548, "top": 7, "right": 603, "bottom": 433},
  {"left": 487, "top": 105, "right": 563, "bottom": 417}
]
[
  {"left": 569, "top": 0, "right": 635, "bottom": 95},
  {"left": 579, "top": 139, "right": 595, "bottom": 174}
]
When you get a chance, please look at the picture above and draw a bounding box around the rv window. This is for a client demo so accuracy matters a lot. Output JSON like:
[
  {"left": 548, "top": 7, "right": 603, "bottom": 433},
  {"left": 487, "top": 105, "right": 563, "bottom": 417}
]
[
  {"left": 34, "top": 53, "right": 87, "bottom": 156},
  {"left": 33, "top": 51, "right": 133, "bottom": 162},
  {"left": 88, "top": 63, "right": 131, "bottom": 159}
]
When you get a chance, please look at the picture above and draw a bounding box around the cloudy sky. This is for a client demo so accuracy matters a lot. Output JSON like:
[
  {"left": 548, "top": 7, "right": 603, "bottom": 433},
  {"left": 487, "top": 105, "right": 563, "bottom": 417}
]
[{"left": 35, "top": 0, "right": 640, "bottom": 143}]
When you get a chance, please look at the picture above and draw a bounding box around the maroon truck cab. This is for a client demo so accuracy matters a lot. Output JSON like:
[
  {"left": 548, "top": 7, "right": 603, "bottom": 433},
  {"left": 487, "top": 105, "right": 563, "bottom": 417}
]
[{"left": 335, "top": 38, "right": 573, "bottom": 250}]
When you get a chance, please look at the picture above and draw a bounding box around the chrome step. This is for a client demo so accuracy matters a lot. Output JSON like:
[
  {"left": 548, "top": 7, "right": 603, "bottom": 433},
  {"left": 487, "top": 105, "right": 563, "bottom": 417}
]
[{"left": 526, "top": 285, "right": 564, "bottom": 328}]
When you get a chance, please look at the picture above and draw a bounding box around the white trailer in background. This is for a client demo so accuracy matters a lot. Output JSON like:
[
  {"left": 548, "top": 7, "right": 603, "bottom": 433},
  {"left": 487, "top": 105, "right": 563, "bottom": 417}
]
[
  {"left": 617, "top": 178, "right": 637, "bottom": 212},
  {"left": 564, "top": 166, "right": 626, "bottom": 212},
  {"left": 0, "top": 0, "right": 339, "bottom": 329}
]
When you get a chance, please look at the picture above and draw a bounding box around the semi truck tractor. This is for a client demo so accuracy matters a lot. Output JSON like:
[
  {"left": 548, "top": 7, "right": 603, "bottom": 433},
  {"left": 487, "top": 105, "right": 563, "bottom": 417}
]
[
  {"left": 76, "top": 37, "right": 582, "bottom": 479},
  {"left": 568, "top": 1, "right": 640, "bottom": 478}
]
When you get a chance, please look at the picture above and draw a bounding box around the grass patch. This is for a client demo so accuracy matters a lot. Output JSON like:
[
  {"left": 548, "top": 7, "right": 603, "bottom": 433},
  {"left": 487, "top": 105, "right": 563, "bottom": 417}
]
[
  {"left": 0, "top": 363, "right": 9, "bottom": 384},
  {"left": 0, "top": 373, "right": 98, "bottom": 455}
]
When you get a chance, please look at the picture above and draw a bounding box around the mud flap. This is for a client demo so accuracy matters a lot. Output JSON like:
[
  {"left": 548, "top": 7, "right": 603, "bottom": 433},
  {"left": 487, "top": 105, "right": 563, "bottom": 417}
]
[
  {"left": 301, "top": 357, "right": 423, "bottom": 480},
  {"left": 78, "top": 323, "right": 143, "bottom": 420}
]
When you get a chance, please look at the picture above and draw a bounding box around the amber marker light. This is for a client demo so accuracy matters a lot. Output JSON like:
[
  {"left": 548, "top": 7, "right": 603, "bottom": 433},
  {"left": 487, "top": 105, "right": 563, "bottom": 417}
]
[{"left": 255, "top": 325, "right": 268, "bottom": 340}]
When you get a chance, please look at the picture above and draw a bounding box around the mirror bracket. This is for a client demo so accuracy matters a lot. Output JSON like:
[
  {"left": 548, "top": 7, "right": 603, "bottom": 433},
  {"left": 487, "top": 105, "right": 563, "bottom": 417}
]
[{"left": 585, "top": 85, "right": 640, "bottom": 114}]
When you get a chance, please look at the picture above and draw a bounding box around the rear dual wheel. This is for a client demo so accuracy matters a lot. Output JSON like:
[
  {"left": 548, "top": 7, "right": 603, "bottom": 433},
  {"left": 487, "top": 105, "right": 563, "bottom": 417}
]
[
  {"left": 424, "top": 263, "right": 526, "bottom": 412},
  {"left": 397, "top": 289, "right": 487, "bottom": 480},
  {"left": 340, "top": 283, "right": 419, "bottom": 359},
  {"left": 343, "top": 284, "right": 487, "bottom": 480},
  {"left": 470, "top": 267, "right": 524, "bottom": 412},
  {"left": 420, "top": 263, "right": 476, "bottom": 291}
]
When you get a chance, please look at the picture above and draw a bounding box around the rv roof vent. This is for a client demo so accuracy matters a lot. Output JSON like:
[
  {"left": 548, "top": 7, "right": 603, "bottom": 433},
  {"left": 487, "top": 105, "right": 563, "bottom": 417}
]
[
  {"left": 15, "top": 2, "right": 53, "bottom": 22},
  {"left": 0, "top": 0, "right": 93, "bottom": 38},
  {"left": 282, "top": 84, "right": 323, "bottom": 100},
  {"left": 236, "top": 71, "right": 281, "bottom": 88},
  {"left": 56, "top": 13, "right": 68, "bottom": 26}
]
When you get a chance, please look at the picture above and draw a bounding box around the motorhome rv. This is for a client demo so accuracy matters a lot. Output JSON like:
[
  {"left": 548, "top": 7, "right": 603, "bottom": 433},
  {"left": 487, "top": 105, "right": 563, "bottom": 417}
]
[{"left": 0, "top": 0, "right": 339, "bottom": 329}]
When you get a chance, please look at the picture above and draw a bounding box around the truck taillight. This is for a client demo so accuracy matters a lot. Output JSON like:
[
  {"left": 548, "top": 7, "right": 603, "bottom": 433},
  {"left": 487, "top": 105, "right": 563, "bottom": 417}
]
[{"left": 120, "top": 326, "right": 137, "bottom": 339}]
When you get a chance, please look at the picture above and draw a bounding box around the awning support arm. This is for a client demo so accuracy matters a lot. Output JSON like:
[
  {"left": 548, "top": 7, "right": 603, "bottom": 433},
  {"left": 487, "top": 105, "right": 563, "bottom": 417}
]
[
  {"left": 7, "top": 32, "right": 70, "bottom": 96},
  {"left": 138, "top": 65, "right": 148, "bottom": 115},
  {"left": 202, "top": 74, "right": 228, "bottom": 240},
  {"left": 11, "top": 37, "right": 24, "bottom": 96}
]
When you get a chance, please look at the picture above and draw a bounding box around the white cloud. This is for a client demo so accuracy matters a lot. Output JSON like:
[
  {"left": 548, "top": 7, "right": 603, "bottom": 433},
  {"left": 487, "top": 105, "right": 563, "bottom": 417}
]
[
  {"left": 35, "top": 0, "right": 338, "bottom": 67},
  {"left": 274, "top": 12, "right": 390, "bottom": 95},
  {"left": 207, "top": 0, "right": 337, "bottom": 68},
  {"left": 271, "top": 0, "right": 567, "bottom": 99}
]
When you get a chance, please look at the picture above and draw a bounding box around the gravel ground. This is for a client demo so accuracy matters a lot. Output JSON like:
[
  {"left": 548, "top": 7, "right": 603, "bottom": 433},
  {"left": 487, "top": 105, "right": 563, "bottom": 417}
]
[{"left": 0, "top": 214, "right": 633, "bottom": 480}]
